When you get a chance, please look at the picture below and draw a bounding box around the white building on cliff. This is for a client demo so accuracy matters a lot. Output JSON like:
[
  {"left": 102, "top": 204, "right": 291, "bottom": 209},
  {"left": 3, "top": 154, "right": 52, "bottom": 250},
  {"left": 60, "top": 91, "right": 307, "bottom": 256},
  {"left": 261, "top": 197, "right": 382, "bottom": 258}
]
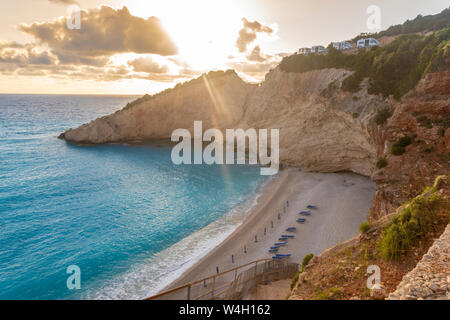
[
  {"left": 357, "top": 38, "right": 380, "bottom": 48},
  {"left": 332, "top": 41, "right": 353, "bottom": 50}
]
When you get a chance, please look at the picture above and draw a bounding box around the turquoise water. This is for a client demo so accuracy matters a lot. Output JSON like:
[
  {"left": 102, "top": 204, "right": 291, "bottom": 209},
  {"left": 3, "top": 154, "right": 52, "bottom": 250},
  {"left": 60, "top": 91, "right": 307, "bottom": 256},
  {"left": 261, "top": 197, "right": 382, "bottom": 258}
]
[{"left": 0, "top": 94, "right": 267, "bottom": 299}]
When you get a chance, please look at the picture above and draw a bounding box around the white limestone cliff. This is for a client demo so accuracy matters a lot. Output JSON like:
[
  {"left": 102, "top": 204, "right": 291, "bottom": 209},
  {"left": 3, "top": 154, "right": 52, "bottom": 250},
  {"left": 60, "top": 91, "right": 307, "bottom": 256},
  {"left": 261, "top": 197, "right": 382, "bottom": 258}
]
[{"left": 61, "top": 68, "right": 390, "bottom": 176}]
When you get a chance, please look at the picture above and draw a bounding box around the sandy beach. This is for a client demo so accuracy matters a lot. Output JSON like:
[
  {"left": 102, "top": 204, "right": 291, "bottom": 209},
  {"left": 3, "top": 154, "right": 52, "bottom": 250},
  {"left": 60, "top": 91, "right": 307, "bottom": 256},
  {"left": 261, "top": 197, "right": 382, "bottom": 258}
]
[{"left": 157, "top": 167, "right": 376, "bottom": 297}]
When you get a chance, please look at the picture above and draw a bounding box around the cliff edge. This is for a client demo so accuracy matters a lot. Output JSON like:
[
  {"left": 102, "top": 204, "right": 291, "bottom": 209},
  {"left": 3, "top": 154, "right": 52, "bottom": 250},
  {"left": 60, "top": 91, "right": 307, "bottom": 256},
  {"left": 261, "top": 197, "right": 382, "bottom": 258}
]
[{"left": 60, "top": 67, "right": 384, "bottom": 176}]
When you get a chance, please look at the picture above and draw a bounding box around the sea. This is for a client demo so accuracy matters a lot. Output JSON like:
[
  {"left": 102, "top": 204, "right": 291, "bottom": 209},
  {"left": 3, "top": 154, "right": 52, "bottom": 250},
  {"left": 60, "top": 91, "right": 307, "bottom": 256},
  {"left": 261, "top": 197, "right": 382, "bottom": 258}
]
[{"left": 0, "top": 94, "right": 268, "bottom": 299}]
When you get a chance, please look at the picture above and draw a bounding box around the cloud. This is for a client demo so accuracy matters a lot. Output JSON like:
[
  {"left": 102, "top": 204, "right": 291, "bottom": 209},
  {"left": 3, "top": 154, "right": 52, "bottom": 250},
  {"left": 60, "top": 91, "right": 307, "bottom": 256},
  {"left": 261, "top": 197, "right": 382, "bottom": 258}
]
[
  {"left": 0, "top": 42, "right": 198, "bottom": 83},
  {"left": 229, "top": 61, "right": 273, "bottom": 74},
  {"left": 0, "top": 41, "right": 26, "bottom": 50},
  {"left": 19, "top": 6, "right": 178, "bottom": 65},
  {"left": 128, "top": 56, "right": 169, "bottom": 74},
  {"left": 227, "top": 47, "right": 285, "bottom": 82},
  {"left": 246, "top": 46, "right": 267, "bottom": 62},
  {"left": 236, "top": 18, "right": 273, "bottom": 53},
  {"left": 276, "top": 52, "right": 292, "bottom": 58},
  {"left": 0, "top": 45, "right": 57, "bottom": 66},
  {"left": 0, "top": 6, "right": 203, "bottom": 84}
]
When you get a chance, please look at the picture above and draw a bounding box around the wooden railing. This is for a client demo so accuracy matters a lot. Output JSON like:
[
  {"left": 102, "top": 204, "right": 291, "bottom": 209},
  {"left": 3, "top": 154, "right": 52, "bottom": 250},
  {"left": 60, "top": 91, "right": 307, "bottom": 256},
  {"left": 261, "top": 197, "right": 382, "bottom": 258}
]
[{"left": 145, "top": 258, "right": 299, "bottom": 300}]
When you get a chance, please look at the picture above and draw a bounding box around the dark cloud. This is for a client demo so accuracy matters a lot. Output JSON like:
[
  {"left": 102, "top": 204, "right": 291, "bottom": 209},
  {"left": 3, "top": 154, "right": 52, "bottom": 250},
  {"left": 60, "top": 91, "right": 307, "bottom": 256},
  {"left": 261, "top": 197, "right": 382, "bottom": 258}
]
[
  {"left": 19, "top": 6, "right": 178, "bottom": 65},
  {"left": 128, "top": 56, "right": 169, "bottom": 74},
  {"left": 0, "top": 6, "right": 206, "bottom": 83},
  {"left": 246, "top": 46, "right": 266, "bottom": 62},
  {"left": 236, "top": 18, "right": 273, "bottom": 53},
  {"left": 0, "top": 45, "right": 57, "bottom": 66},
  {"left": 229, "top": 61, "right": 273, "bottom": 74},
  {"left": 227, "top": 49, "right": 283, "bottom": 81}
]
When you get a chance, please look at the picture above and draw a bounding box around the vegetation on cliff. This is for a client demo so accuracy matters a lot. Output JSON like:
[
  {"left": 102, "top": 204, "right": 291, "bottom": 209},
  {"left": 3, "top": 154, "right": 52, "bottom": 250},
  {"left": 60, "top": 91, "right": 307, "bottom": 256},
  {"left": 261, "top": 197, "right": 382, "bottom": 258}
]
[
  {"left": 378, "top": 185, "right": 446, "bottom": 260},
  {"left": 290, "top": 253, "right": 314, "bottom": 290},
  {"left": 280, "top": 27, "right": 449, "bottom": 100},
  {"left": 390, "top": 136, "right": 412, "bottom": 155},
  {"left": 352, "top": 7, "right": 450, "bottom": 41},
  {"left": 289, "top": 176, "right": 449, "bottom": 300},
  {"left": 359, "top": 221, "right": 371, "bottom": 234},
  {"left": 375, "top": 157, "right": 387, "bottom": 169},
  {"left": 375, "top": 107, "right": 391, "bottom": 125}
]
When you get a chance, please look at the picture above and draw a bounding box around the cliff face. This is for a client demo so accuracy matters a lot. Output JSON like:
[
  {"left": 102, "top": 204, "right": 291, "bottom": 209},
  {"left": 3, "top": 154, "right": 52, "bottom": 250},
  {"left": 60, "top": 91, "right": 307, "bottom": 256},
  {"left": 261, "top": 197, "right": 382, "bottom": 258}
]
[
  {"left": 240, "top": 68, "right": 382, "bottom": 176},
  {"left": 61, "top": 67, "right": 386, "bottom": 176},
  {"left": 62, "top": 71, "right": 254, "bottom": 143},
  {"left": 60, "top": 67, "right": 449, "bottom": 218},
  {"left": 369, "top": 71, "right": 450, "bottom": 220}
]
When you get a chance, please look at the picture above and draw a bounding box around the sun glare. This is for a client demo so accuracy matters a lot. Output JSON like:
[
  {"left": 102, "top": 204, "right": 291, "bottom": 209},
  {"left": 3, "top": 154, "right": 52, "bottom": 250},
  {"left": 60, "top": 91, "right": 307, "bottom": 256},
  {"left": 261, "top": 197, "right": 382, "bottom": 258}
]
[{"left": 122, "top": 0, "right": 245, "bottom": 70}]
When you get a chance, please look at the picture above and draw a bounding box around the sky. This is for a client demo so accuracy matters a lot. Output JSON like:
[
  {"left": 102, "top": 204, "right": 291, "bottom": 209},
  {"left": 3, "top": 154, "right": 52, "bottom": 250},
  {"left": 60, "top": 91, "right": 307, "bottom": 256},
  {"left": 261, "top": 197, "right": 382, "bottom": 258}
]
[{"left": 0, "top": 0, "right": 448, "bottom": 95}]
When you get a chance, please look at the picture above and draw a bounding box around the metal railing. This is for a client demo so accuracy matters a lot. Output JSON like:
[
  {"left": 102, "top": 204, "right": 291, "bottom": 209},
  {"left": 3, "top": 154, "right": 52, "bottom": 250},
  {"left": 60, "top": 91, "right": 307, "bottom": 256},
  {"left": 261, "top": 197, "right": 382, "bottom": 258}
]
[{"left": 145, "top": 259, "right": 299, "bottom": 300}]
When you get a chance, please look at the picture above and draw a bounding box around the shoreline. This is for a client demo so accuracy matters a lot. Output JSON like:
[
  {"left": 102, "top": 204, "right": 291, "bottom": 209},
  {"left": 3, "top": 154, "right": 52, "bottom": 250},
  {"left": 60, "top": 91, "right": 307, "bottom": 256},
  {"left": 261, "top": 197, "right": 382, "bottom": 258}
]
[
  {"left": 86, "top": 168, "right": 273, "bottom": 300},
  {"left": 163, "top": 167, "right": 292, "bottom": 291},
  {"left": 155, "top": 167, "right": 376, "bottom": 297}
]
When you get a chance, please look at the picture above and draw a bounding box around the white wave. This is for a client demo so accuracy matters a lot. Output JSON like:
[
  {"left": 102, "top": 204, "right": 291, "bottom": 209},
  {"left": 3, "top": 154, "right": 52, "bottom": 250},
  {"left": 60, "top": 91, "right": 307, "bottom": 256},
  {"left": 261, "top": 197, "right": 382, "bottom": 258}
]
[{"left": 84, "top": 177, "right": 272, "bottom": 300}]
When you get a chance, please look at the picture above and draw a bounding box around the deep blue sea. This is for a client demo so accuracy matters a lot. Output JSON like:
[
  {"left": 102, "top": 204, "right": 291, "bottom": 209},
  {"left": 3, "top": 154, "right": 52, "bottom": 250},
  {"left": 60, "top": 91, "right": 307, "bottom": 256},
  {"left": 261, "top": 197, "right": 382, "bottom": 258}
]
[{"left": 0, "top": 94, "right": 268, "bottom": 299}]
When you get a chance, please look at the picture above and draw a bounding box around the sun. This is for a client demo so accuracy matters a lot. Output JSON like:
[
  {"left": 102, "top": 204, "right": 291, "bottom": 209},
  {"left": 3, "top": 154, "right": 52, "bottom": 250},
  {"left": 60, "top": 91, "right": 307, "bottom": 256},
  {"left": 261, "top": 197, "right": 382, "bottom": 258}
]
[{"left": 122, "top": 0, "right": 245, "bottom": 70}]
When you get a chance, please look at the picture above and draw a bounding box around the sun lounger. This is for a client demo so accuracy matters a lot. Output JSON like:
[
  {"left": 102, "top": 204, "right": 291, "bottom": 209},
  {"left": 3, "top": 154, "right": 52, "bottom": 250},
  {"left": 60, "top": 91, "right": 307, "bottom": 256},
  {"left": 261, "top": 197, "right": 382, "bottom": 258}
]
[
  {"left": 281, "top": 235, "right": 294, "bottom": 238},
  {"left": 274, "top": 242, "right": 287, "bottom": 246},
  {"left": 272, "top": 256, "right": 288, "bottom": 260},
  {"left": 275, "top": 254, "right": 291, "bottom": 257},
  {"left": 299, "top": 211, "right": 310, "bottom": 216},
  {"left": 279, "top": 237, "right": 288, "bottom": 241},
  {"left": 285, "top": 227, "right": 296, "bottom": 232},
  {"left": 297, "top": 218, "right": 306, "bottom": 223},
  {"left": 307, "top": 205, "right": 317, "bottom": 209},
  {"left": 268, "top": 249, "right": 278, "bottom": 253},
  {"left": 270, "top": 246, "right": 280, "bottom": 249}
]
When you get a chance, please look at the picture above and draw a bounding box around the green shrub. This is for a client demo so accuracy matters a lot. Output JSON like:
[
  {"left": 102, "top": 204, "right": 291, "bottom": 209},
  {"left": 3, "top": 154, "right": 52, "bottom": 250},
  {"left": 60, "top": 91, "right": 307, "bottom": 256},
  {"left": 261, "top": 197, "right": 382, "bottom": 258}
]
[
  {"left": 341, "top": 73, "right": 363, "bottom": 92},
  {"left": 359, "top": 222, "right": 371, "bottom": 234},
  {"left": 375, "top": 108, "right": 391, "bottom": 125},
  {"left": 438, "top": 127, "right": 445, "bottom": 136},
  {"left": 352, "top": 112, "right": 359, "bottom": 118},
  {"left": 290, "top": 271, "right": 301, "bottom": 290},
  {"left": 301, "top": 253, "right": 314, "bottom": 272},
  {"left": 378, "top": 192, "right": 444, "bottom": 261},
  {"left": 314, "top": 287, "right": 345, "bottom": 300},
  {"left": 376, "top": 157, "right": 388, "bottom": 169},
  {"left": 422, "top": 146, "right": 434, "bottom": 153},
  {"left": 290, "top": 253, "right": 315, "bottom": 289},
  {"left": 391, "top": 136, "right": 412, "bottom": 155},
  {"left": 397, "top": 136, "right": 412, "bottom": 147},
  {"left": 391, "top": 145, "right": 405, "bottom": 155},
  {"left": 416, "top": 115, "right": 433, "bottom": 128}
]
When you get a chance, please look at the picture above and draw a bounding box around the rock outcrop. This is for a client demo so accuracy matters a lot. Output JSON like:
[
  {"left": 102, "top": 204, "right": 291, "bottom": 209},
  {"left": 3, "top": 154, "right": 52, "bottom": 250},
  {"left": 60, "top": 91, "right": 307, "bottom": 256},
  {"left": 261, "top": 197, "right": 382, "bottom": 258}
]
[
  {"left": 388, "top": 223, "right": 450, "bottom": 300},
  {"left": 61, "top": 68, "right": 386, "bottom": 176},
  {"left": 369, "top": 71, "right": 450, "bottom": 220},
  {"left": 61, "top": 70, "right": 254, "bottom": 143}
]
